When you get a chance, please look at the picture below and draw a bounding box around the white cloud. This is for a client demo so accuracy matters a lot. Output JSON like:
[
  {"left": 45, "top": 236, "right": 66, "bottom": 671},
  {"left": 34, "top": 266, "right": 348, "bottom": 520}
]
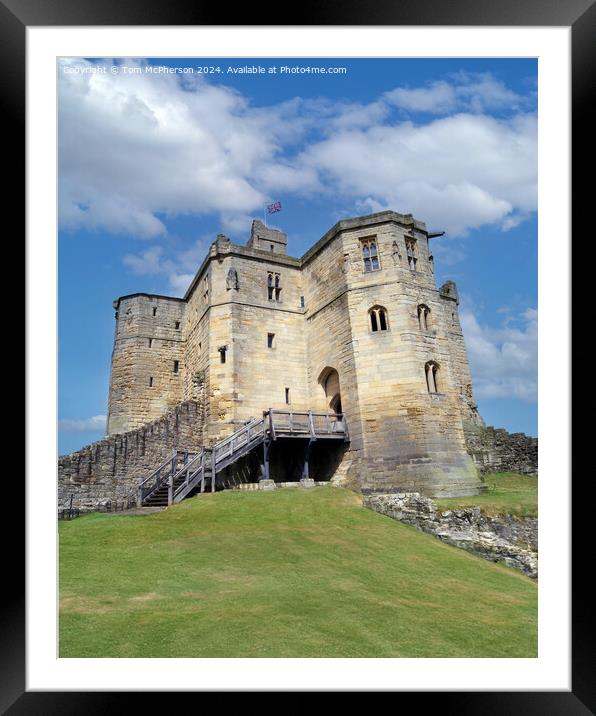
[
  {"left": 59, "top": 61, "right": 536, "bottom": 240},
  {"left": 59, "top": 415, "right": 107, "bottom": 432},
  {"left": 461, "top": 307, "right": 537, "bottom": 401},
  {"left": 298, "top": 111, "right": 536, "bottom": 236},
  {"left": 122, "top": 246, "right": 164, "bottom": 274},
  {"left": 385, "top": 72, "right": 526, "bottom": 115},
  {"left": 122, "top": 236, "right": 210, "bottom": 296}
]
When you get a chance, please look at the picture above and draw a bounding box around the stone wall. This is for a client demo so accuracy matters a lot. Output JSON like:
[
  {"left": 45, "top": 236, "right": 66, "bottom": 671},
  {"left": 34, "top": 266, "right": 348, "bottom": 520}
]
[
  {"left": 364, "top": 493, "right": 537, "bottom": 578},
  {"left": 59, "top": 399, "right": 204, "bottom": 512},
  {"left": 108, "top": 293, "right": 186, "bottom": 434},
  {"left": 464, "top": 423, "right": 538, "bottom": 475}
]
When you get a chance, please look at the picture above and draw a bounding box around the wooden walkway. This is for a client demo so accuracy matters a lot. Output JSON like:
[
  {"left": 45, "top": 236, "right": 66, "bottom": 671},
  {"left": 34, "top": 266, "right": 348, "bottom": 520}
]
[{"left": 138, "top": 409, "right": 348, "bottom": 507}]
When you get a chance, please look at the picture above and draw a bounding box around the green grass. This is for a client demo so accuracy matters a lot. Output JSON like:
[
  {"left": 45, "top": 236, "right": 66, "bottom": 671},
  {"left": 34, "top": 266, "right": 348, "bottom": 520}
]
[
  {"left": 59, "top": 486, "right": 537, "bottom": 658},
  {"left": 435, "top": 472, "right": 538, "bottom": 518}
]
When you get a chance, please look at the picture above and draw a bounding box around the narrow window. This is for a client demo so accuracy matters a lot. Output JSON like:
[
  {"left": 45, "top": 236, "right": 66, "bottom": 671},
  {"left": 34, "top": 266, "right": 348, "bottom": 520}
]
[
  {"left": 219, "top": 346, "right": 227, "bottom": 364},
  {"left": 267, "top": 272, "right": 274, "bottom": 300},
  {"left": 203, "top": 275, "right": 209, "bottom": 304},
  {"left": 285, "top": 387, "right": 290, "bottom": 404},
  {"left": 267, "top": 333, "right": 275, "bottom": 349},
  {"left": 370, "top": 310, "right": 378, "bottom": 332},
  {"left": 369, "top": 306, "right": 389, "bottom": 332},
  {"left": 173, "top": 360, "right": 179, "bottom": 373},
  {"left": 405, "top": 238, "right": 418, "bottom": 271},
  {"left": 300, "top": 296, "right": 305, "bottom": 308},
  {"left": 152, "top": 307, "right": 157, "bottom": 316},
  {"left": 425, "top": 361, "right": 439, "bottom": 393},
  {"left": 199, "top": 341, "right": 202, "bottom": 351},
  {"left": 274, "top": 274, "right": 281, "bottom": 301},
  {"left": 175, "top": 321, "right": 180, "bottom": 330},
  {"left": 418, "top": 305, "right": 431, "bottom": 331},
  {"left": 270, "top": 244, "right": 274, "bottom": 252},
  {"left": 361, "top": 237, "right": 380, "bottom": 272},
  {"left": 149, "top": 376, "right": 153, "bottom": 387},
  {"left": 148, "top": 338, "right": 153, "bottom": 348}
]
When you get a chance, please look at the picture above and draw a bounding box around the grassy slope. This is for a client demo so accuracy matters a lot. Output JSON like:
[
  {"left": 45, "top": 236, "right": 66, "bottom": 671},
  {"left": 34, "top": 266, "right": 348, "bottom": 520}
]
[
  {"left": 435, "top": 472, "right": 538, "bottom": 518},
  {"left": 59, "top": 486, "right": 537, "bottom": 658}
]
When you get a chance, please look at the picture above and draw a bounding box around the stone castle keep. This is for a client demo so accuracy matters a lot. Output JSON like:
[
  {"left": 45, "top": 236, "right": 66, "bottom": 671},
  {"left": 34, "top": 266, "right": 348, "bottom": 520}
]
[{"left": 58, "top": 210, "right": 538, "bottom": 511}]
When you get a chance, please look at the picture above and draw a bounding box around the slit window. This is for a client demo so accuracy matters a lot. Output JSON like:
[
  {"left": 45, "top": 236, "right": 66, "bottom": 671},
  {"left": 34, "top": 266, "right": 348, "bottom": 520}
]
[
  {"left": 369, "top": 306, "right": 389, "bottom": 332},
  {"left": 285, "top": 388, "right": 290, "bottom": 404},
  {"left": 361, "top": 237, "right": 380, "bottom": 272},
  {"left": 152, "top": 307, "right": 157, "bottom": 316},
  {"left": 148, "top": 338, "right": 153, "bottom": 348},
  {"left": 418, "top": 304, "right": 431, "bottom": 331},
  {"left": 267, "top": 272, "right": 281, "bottom": 301},
  {"left": 425, "top": 361, "right": 440, "bottom": 393},
  {"left": 268, "top": 333, "right": 275, "bottom": 349},
  {"left": 175, "top": 321, "right": 180, "bottom": 330},
  {"left": 405, "top": 237, "right": 418, "bottom": 271},
  {"left": 219, "top": 346, "right": 227, "bottom": 364},
  {"left": 300, "top": 296, "right": 305, "bottom": 308},
  {"left": 173, "top": 360, "right": 179, "bottom": 373},
  {"left": 149, "top": 376, "right": 153, "bottom": 387}
]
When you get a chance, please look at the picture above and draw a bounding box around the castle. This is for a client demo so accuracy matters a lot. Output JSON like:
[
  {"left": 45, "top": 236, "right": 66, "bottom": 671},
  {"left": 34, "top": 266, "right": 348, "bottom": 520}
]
[{"left": 103, "top": 210, "right": 486, "bottom": 499}]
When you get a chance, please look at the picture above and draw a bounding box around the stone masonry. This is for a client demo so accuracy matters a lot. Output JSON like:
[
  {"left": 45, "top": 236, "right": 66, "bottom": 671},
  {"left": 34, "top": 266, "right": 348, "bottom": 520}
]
[
  {"left": 59, "top": 399, "right": 204, "bottom": 511},
  {"left": 105, "top": 210, "right": 488, "bottom": 496},
  {"left": 65, "top": 210, "right": 507, "bottom": 503}
]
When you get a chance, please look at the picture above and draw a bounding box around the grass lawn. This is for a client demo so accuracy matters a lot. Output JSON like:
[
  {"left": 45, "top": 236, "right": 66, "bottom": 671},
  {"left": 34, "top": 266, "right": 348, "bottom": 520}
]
[
  {"left": 435, "top": 472, "right": 538, "bottom": 518},
  {"left": 59, "top": 486, "right": 537, "bottom": 658}
]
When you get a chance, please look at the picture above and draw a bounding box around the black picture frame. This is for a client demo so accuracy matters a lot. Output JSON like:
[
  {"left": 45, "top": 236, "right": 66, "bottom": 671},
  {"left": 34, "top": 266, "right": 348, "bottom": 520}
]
[{"left": 12, "top": 0, "right": 588, "bottom": 709}]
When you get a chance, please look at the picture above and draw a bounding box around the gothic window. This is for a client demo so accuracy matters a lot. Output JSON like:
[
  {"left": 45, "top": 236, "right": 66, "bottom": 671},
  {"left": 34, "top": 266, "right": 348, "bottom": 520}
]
[
  {"left": 268, "top": 272, "right": 281, "bottom": 301},
  {"left": 428, "top": 255, "right": 434, "bottom": 274},
  {"left": 425, "top": 361, "right": 440, "bottom": 393},
  {"left": 361, "top": 237, "right": 380, "bottom": 272},
  {"left": 405, "top": 237, "right": 418, "bottom": 271},
  {"left": 369, "top": 305, "right": 389, "bottom": 332},
  {"left": 418, "top": 304, "right": 431, "bottom": 331}
]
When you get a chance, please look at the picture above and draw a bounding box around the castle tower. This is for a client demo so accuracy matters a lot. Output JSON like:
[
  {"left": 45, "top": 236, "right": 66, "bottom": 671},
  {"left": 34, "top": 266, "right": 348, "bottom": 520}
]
[{"left": 106, "top": 210, "right": 484, "bottom": 497}]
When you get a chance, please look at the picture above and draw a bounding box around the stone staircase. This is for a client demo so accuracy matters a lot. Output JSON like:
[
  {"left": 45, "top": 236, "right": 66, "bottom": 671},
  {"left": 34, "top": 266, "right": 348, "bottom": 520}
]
[{"left": 136, "top": 409, "right": 348, "bottom": 507}]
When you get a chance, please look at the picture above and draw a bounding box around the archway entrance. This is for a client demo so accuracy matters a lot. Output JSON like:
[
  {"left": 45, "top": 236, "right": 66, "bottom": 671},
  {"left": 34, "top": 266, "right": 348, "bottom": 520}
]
[{"left": 318, "top": 367, "right": 342, "bottom": 414}]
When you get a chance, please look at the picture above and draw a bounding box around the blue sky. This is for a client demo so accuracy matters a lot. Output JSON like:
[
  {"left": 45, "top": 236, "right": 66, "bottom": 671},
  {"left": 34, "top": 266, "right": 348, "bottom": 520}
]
[{"left": 58, "top": 57, "right": 537, "bottom": 455}]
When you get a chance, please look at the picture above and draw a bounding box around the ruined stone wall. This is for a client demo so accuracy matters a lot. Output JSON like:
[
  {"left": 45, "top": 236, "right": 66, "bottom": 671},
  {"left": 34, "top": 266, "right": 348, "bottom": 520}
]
[
  {"left": 465, "top": 424, "right": 538, "bottom": 475},
  {"left": 107, "top": 294, "right": 186, "bottom": 435},
  {"left": 364, "top": 493, "right": 537, "bottom": 578},
  {"left": 59, "top": 399, "right": 204, "bottom": 511}
]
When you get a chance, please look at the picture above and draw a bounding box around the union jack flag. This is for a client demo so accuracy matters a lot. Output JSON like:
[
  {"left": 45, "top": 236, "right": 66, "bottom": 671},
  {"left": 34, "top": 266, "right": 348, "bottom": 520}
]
[{"left": 267, "top": 201, "right": 282, "bottom": 214}]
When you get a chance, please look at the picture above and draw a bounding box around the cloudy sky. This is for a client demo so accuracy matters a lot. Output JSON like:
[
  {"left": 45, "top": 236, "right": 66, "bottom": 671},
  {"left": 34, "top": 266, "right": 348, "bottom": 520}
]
[{"left": 58, "top": 57, "right": 537, "bottom": 455}]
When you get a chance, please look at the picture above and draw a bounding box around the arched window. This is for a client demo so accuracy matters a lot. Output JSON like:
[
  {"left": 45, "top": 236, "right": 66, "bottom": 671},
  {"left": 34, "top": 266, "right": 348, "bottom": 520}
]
[
  {"left": 418, "top": 304, "right": 431, "bottom": 331},
  {"left": 425, "top": 361, "right": 440, "bottom": 393},
  {"left": 361, "top": 237, "right": 380, "bottom": 272},
  {"left": 369, "top": 306, "right": 389, "bottom": 332}
]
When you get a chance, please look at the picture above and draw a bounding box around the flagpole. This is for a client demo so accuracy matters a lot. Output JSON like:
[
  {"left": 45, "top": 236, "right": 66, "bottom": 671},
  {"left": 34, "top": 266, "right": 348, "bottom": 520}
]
[{"left": 263, "top": 203, "right": 267, "bottom": 227}]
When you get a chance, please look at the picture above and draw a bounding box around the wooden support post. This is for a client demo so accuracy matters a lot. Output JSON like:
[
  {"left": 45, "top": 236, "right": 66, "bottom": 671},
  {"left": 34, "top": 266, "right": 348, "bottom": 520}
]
[
  {"left": 211, "top": 450, "right": 216, "bottom": 493},
  {"left": 302, "top": 438, "right": 315, "bottom": 479},
  {"left": 262, "top": 438, "right": 271, "bottom": 480}
]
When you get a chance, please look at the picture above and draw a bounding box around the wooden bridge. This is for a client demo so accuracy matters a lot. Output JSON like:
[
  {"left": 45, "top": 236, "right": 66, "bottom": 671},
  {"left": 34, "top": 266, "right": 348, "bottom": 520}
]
[{"left": 137, "top": 409, "right": 348, "bottom": 507}]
